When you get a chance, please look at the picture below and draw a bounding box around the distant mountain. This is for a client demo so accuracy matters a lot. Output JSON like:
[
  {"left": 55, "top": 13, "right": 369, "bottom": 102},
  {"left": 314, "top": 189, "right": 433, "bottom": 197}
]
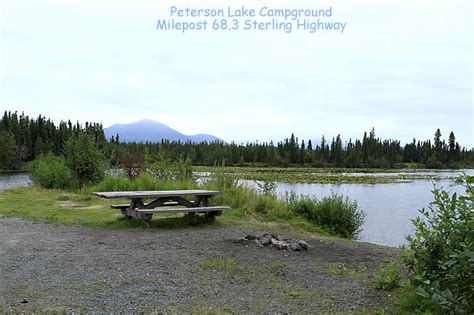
[{"left": 104, "top": 119, "right": 222, "bottom": 143}]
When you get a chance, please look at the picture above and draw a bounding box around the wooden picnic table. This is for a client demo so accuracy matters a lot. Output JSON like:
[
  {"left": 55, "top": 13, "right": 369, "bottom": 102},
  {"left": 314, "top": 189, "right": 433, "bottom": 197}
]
[{"left": 92, "top": 190, "right": 230, "bottom": 226}]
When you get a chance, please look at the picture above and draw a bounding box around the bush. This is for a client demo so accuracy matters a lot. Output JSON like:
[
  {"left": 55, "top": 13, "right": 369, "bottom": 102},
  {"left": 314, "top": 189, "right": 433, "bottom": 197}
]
[
  {"left": 315, "top": 194, "right": 366, "bottom": 239},
  {"left": 288, "top": 192, "right": 365, "bottom": 239},
  {"left": 205, "top": 166, "right": 238, "bottom": 191},
  {"left": 374, "top": 262, "right": 402, "bottom": 291},
  {"left": 256, "top": 178, "right": 277, "bottom": 196},
  {"left": 65, "top": 134, "right": 107, "bottom": 186},
  {"left": 403, "top": 174, "right": 473, "bottom": 314},
  {"left": 121, "top": 151, "right": 145, "bottom": 179},
  {"left": 149, "top": 158, "right": 194, "bottom": 181},
  {"left": 28, "top": 153, "right": 75, "bottom": 189}
]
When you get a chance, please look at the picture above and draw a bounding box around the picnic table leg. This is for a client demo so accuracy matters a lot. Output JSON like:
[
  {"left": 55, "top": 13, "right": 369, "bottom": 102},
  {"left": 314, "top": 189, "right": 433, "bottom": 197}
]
[
  {"left": 143, "top": 214, "right": 153, "bottom": 227},
  {"left": 120, "top": 208, "right": 132, "bottom": 219},
  {"left": 184, "top": 196, "right": 202, "bottom": 217},
  {"left": 132, "top": 199, "right": 154, "bottom": 226},
  {"left": 202, "top": 196, "right": 220, "bottom": 220}
]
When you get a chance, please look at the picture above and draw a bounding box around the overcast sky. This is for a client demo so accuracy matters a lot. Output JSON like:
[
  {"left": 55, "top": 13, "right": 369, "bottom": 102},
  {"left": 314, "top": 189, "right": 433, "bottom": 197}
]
[{"left": 0, "top": 0, "right": 472, "bottom": 146}]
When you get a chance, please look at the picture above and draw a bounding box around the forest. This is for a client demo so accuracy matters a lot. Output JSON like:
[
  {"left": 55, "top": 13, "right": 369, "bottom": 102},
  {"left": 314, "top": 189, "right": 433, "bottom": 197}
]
[{"left": 0, "top": 110, "right": 473, "bottom": 170}]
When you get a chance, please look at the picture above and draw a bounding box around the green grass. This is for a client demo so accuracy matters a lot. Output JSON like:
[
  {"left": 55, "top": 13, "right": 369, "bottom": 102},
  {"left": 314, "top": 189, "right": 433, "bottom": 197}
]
[
  {"left": 0, "top": 186, "right": 327, "bottom": 238},
  {"left": 374, "top": 261, "right": 402, "bottom": 291},
  {"left": 323, "top": 263, "right": 359, "bottom": 278},
  {"left": 0, "top": 187, "right": 219, "bottom": 229},
  {"left": 195, "top": 255, "right": 237, "bottom": 271}
]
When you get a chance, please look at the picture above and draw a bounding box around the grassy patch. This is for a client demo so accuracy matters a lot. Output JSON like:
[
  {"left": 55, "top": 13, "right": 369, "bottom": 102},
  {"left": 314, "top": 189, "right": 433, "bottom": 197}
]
[
  {"left": 195, "top": 255, "right": 237, "bottom": 271},
  {"left": 374, "top": 262, "right": 402, "bottom": 291},
  {"left": 323, "top": 263, "right": 360, "bottom": 279},
  {"left": 0, "top": 187, "right": 217, "bottom": 230}
]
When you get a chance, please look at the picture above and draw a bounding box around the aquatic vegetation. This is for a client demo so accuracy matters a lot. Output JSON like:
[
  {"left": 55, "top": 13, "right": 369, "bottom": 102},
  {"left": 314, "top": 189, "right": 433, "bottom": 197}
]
[{"left": 193, "top": 166, "right": 449, "bottom": 184}]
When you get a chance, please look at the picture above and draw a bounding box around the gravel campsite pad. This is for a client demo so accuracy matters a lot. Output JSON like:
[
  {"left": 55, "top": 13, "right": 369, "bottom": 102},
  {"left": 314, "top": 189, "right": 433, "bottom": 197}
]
[{"left": 0, "top": 218, "right": 398, "bottom": 313}]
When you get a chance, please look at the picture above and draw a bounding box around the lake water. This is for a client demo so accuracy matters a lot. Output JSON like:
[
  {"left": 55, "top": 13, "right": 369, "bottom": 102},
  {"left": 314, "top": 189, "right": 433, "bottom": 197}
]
[
  {"left": 0, "top": 169, "right": 472, "bottom": 247},
  {"left": 0, "top": 172, "right": 32, "bottom": 190},
  {"left": 243, "top": 169, "right": 473, "bottom": 247},
  {"left": 275, "top": 178, "right": 468, "bottom": 247}
]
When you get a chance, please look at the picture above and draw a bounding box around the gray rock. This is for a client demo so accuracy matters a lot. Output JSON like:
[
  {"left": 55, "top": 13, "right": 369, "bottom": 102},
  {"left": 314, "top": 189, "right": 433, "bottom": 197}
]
[
  {"left": 290, "top": 243, "right": 302, "bottom": 251},
  {"left": 271, "top": 239, "right": 289, "bottom": 250},
  {"left": 245, "top": 234, "right": 256, "bottom": 240},
  {"left": 276, "top": 235, "right": 286, "bottom": 241},
  {"left": 298, "top": 240, "right": 309, "bottom": 250},
  {"left": 232, "top": 237, "right": 247, "bottom": 243},
  {"left": 260, "top": 237, "right": 271, "bottom": 246}
]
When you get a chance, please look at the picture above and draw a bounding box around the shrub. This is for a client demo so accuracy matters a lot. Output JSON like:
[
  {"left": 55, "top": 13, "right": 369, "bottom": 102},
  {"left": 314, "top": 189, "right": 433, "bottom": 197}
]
[
  {"left": 252, "top": 194, "right": 280, "bottom": 214},
  {"left": 256, "top": 178, "right": 277, "bottom": 196},
  {"left": 374, "top": 262, "right": 402, "bottom": 291},
  {"left": 287, "top": 192, "right": 319, "bottom": 221},
  {"left": 149, "top": 158, "right": 194, "bottom": 181},
  {"left": 121, "top": 151, "right": 145, "bottom": 179},
  {"left": 65, "top": 134, "right": 107, "bottom": 186},
  {"left": 288, "top": 192, "right": 365, "bottom": 239},
  {"left": 205, "top": 166, "right": 238, "bottom": 191},
  {"left": 28, "top": 153, "right": 75, "bottom": 189},
  {"left": 403, "top": 174, "right": 473, "bottom": 314},
  {"left": 315, "top": 194, "right": 366, "bottom": 239}
]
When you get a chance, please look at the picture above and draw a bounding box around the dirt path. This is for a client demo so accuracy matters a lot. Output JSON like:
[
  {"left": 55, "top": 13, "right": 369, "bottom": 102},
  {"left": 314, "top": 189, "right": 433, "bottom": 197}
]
[{"left": 0, "top": 218, "right": 398, "bottom": 313}]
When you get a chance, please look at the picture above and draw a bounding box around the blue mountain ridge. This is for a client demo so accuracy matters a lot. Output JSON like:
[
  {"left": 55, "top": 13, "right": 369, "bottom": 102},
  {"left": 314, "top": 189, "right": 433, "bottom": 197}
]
[{"left": 104, "top": 119, "right": 222, "bottom": 143}]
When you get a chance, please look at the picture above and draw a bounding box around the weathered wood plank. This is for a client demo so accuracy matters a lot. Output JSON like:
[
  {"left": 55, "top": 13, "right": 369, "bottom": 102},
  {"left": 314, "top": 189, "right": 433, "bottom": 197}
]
[
  {"left": 111, "top": 201, "right": 179, "bottom": 209},
  {"left": 92, "top": 190, "right": 222, "bottom": 199},
  {"left": 136, "top": 206, "right": 230, "bottom": 214}
]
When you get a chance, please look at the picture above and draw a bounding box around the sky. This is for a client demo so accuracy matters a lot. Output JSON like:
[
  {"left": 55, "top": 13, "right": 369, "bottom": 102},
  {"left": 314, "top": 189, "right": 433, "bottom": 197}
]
[{"left": 0, "top": 0, "right": 472, "bottom": 146}]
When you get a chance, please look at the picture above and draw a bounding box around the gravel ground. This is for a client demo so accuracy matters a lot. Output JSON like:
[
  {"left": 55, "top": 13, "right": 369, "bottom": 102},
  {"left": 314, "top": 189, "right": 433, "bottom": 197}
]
[{"left": 0, "top": 218, "right": 399, "bottom": 313}]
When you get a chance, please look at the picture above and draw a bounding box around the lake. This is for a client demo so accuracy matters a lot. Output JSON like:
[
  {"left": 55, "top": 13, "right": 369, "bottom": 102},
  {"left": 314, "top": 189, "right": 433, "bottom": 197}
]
[
  {"left": 275, "top": 178, "right": 468, "bottom": 247},
  {"left": 0, "top": 172, "right": 32, "bottom": 190},
  {"left": 1, "top": 169, "right": 472, "bottom": 247},
  {"left": 244, "top": 169, "right": 473, "bottom": 247}
]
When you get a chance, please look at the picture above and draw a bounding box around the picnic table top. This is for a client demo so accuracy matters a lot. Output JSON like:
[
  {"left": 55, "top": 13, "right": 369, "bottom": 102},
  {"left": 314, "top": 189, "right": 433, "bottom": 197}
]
[{"left": 92, "top": 190, "right": 223, "bottom": 199}]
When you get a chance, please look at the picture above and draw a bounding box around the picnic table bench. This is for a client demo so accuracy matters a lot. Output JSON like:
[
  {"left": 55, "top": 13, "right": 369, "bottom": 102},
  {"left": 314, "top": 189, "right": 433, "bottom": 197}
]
[{"left": 92, "top": 190, "right": 230, "bottom": 226}]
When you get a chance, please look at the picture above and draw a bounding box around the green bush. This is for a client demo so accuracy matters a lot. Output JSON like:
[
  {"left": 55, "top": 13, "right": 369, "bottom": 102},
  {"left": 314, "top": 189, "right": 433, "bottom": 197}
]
[
  {"left": 287, "top": 192, "right": 319, "bottom": 220},
  {"left": 374, "top": 262, "right": 402, "bottom": 291},
  {"left": 252, "top": 194, "right": 280, "bottom": 214},
  {"left": 403, "top": 174, "right": 473, "bottom": 314},
  {"left": 149, "top": 158, "right": 194, "bottom": 181},
  {"left": 28, "top": 153, "right": 75, "bottom": 189},
  {"left": 315, "top": 194, "right": 365, "bottom": 239},
  {"left": 205, "top": 166, "right": 238, "bottom": 191},
  {"left": 288, "top": 192, "right": 365, "bottom": 239},
  {"left": 65, "top": 134, "right": 107, "bottom": 186}
]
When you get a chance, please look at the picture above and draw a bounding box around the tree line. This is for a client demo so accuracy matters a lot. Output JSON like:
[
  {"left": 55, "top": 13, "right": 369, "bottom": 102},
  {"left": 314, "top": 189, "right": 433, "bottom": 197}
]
[
  {"left": 0, "top": 111, "right": 106, "bottom": 170},
  {"left": 1, "top": 110, "right": 473, "bottom": 170}
]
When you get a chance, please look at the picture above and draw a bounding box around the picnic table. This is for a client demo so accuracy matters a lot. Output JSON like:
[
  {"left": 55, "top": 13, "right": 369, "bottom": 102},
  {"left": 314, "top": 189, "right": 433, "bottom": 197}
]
[{"left": 92, "top": 190, "right": 230, "bottom": 226}]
